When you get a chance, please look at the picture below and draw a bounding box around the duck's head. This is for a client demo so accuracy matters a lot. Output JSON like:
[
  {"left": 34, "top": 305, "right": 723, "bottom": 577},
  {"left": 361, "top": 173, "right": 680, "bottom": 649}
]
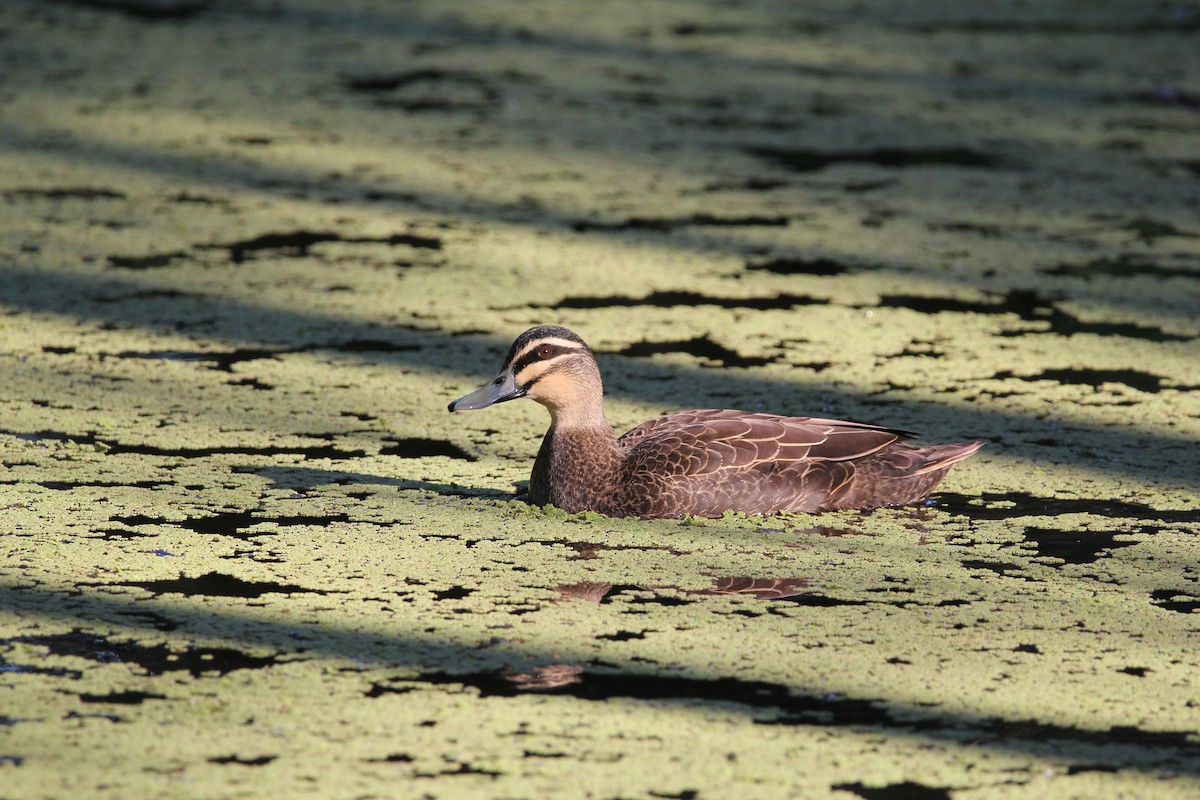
[{"left": 448, "top": 326, "right": 603, "bottom": 420}]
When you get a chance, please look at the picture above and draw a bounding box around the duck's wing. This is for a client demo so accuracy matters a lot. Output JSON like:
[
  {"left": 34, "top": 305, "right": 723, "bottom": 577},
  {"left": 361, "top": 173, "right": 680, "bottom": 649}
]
[
  {"left": 618, "top": 409, "right": 910, "bottom": 473},
  {"left": 615, "top": 410, "right": 919, "bottom": 516}
]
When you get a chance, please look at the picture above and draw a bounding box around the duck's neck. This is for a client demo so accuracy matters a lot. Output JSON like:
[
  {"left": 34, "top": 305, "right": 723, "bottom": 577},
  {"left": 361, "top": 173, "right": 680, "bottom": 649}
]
[{"left": 528, "top": 405, "right": 622, "bottom": 514}]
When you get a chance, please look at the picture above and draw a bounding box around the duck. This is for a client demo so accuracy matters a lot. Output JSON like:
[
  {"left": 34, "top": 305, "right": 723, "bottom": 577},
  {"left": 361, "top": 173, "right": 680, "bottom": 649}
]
[{"left": 448, "top": 325, "right": 982, "bottom": 518}]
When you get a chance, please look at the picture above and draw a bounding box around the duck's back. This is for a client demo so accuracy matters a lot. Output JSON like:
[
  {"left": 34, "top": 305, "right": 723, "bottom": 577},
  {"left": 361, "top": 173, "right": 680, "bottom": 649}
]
[{"left": 613, "top": 409, "right": 980, "bottom": 517}]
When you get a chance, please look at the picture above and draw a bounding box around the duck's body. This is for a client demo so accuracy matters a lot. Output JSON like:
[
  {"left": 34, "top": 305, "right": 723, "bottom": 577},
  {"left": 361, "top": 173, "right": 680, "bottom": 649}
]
[{"left": 449, "top": 326, "right": 982, "bottom": 518}]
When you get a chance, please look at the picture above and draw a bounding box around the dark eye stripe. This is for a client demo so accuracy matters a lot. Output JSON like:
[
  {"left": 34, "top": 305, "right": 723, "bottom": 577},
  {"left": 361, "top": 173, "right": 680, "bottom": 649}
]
[{"left": 511, "top": 344, "right": 583, "bottom": 381}]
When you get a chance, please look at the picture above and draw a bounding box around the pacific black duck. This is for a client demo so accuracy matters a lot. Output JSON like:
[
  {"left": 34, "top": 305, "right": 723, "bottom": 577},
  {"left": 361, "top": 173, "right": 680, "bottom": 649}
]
[{"left": 448, "top": 326, "right": 982, "bottom": 518}]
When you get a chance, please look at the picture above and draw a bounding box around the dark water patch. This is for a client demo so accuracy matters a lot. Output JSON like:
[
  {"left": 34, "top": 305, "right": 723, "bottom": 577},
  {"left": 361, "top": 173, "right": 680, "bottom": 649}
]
[
  {"left": 380, "top": 437, "right": 475, "bottom": 461},
  {"left": 624, "top": 593, "right": 694, "bottom": 608},
  {"left": 1023, "top": 527, "right": 1139, "bottom": 565},
  {"left": 432, "top": 586, "right": 473, "bottom": 601},
  {"left": 671, "top": 21, "right": 746, "bottom": 36},
  {"left": 207, "top": 230, "right": 442, "bottom": 264},
  {"left": 876, "top": 290, "right": 1192, "bottom": 341},
  {"left": 746, "top": 145, "right": 1000, "bottom": 173},
  {"left": 1118, "top": 666, "right": 1151, "bottom": 677},
  {"left": 208, "top": 754, "right": 277, "bottom": 766},
  {"left": 993, "top": 367, "right": 1168, "bottom": 393},
  {"left": 1044, "top": 254, "right": 1199, "bottom": 280},
  {"left": 64, "top": 709, "right": 123, "bottom": 723},
  {"left": 934, "top": 491, "right": 1200, "bottom": 522},
  {"left": 776, "top": 593, "right": 868, "bottom": 607},
  {"left": 747, "top": 256, "right": 850, "bottom": 276},
  {"left": 415, "top": 761, "right": 502, "bottom": 779},
  {"left": 701, "top": 176, "right": 790, "bottom": 191},
  {"left": 1150, "top": 590, "right": 1200, "bottom": 613},
  {"left": 609, "top": 89, "right": 666, "bottom": 108},
  {"left": 787, "top": 359, "right": 832, "bottom": 373},
  {"left": 117, "top": 609, "right": 179, "bottom": 632},
  {"left": 80, "top": 690, "right": 167, "bottom": 704},
  {"left": 108, "top": 513, "right": 171, "bottom": 528},
  {"left": 835, "top": 781, "right": 950, "bottom": 800},
  {"left": 1123, "top": 216, "right": 1196, "bottom": 243},
  {"left": 615, "top": 336, "right": 775, "bottom": 368},
  {"left": 5, "top": 186, "right": 127, "bottom": 200},
  {"left": 40, "top": 479, "right": 171, "bottom": 490},
  {"left": 421, "top": 668, "right": 806, "bottom": 710},
  {"left": 365, "top": 681, "right": 417, "bottom": 698},
  {"left": 571, "top": 213, "right": 789, "bottom": 232},
  {"left": 1067, "top": 764, "right": 1121, "bottom": 775},
  {"left": 596, "top": 629, "right": 650, "bottom": 641},
  {"left": 49, "top": 0, "right": 213, "bottom": 21},
  {"left": 227, "top": 135, "right": 274, "bottom": 146},
  {"left": 95, "top": 526, "right": 157, "bottom": 541},
  {"left": 961, "top": 559, "right": 1025, "bottom": 576},
  {"left": 421, "top": 532, "right": 487, "bottom": 548},
  {"left": 93, "top": 571, "right": 331, "bottom": 598},
  {"left": 171, "top": 191, "right": 226, "bottom": 205},
  {"left": 670, "top": 112, "right": 799, "bottom": 131},
  {"left": 11, "top": 629, "right": 281, "bottom": 676},
  {"left": 110, "top": 510, "right": 350, "bottom": 539},
  {"left": 107, "top": 251, "right": 187, "bottom": 270},
  {"left": 537, "top": 289, "right": 825, "bottom": 311},
  {"left": 227, "top": 376, "right": 273, "bottom": 391},
  {"left": 6, "top": 429, "right": 368, "bottom": 460},
  {"left": 363, "top": 189, "right": 424, "bottom": 206},
  {"left": 342, "top": 69, "right": 505, "bottom": 113},
  {"left": 309, "top": 338, "right": 421, "bottom": 353},
  {"left": 926, "top": 221, "right": 1012, "bottom": 237},
  {"left": 105, "top": 347, "right": 284, "bottom": 371},
  {"left": 876, "top": 293, "right": 1021, "bottom": 315},
  {"left": 843, "top": 179, "right": 896, "bottom": 193},
  {"left": 344, "top": 69, "right": 490, "bottom": 93}
]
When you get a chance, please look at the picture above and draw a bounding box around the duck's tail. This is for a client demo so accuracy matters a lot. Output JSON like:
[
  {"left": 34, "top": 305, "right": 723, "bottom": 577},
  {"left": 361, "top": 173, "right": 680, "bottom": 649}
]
[{"left": 911, "top": 440, "right": 985, "bottom": 476}]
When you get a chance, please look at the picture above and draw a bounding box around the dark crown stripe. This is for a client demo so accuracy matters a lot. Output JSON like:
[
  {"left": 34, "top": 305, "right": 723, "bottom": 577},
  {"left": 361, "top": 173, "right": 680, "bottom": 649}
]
[{"left": 504, "top": 325, "right": 586, "bottom": 365}]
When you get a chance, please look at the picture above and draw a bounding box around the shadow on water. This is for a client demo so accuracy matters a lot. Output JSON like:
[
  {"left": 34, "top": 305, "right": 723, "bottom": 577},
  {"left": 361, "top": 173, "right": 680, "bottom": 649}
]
[
  {"left": 933, "top": 492, "right": 1200, "bottom": 523},
  {"left": 2, "top": 580, "right": 1197, "bottom": 778},
  {"left": 233, "top": 465, "right": 509, "bottom": 499}
]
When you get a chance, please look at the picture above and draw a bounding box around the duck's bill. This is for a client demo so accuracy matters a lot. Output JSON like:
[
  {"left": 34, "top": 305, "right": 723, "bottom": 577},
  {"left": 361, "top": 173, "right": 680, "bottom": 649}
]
[{"left": 447, "top": 371, "right": 526, "bottom": 412}]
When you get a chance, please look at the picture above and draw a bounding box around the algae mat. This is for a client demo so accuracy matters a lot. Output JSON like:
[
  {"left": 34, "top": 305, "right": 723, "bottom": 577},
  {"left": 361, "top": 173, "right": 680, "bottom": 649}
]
[{"left": 2, "top": 0, "right": 1199, "bottom": 798}]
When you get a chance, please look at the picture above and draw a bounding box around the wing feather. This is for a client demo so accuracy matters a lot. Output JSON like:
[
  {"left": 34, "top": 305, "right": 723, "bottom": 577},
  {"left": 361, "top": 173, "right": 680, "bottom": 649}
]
[{"left": 620, "top": 409, "right": 903, "bottom": 478}]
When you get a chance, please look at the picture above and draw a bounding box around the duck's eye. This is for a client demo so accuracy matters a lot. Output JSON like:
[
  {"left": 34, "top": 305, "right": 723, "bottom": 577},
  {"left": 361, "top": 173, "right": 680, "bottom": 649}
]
[{"left": 537, "top": 345, "right": 554, "bottom": 358}]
